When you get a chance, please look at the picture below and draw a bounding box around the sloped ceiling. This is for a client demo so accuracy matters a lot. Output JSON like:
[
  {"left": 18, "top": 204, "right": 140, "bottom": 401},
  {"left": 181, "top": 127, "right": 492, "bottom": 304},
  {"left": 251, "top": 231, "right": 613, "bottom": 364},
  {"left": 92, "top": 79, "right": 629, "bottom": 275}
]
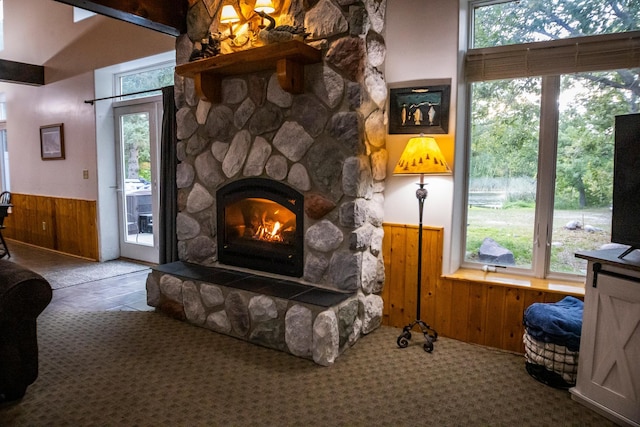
[{"left": 1, "top": 0, "right": 186, "bottom": 85}]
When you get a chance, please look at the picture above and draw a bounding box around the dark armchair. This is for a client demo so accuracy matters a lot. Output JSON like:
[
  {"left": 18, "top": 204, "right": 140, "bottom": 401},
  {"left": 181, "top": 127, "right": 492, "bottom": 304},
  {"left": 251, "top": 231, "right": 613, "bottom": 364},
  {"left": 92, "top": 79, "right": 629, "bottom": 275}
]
[{"left": 0, "top": 260, "right": 52, "bottom": 403}]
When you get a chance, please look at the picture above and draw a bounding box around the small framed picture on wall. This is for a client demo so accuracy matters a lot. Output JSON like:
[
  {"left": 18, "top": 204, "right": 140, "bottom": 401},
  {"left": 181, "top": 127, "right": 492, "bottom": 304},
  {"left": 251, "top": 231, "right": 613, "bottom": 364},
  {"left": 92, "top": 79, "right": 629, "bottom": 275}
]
[
  {"left": 388, "top": 83, "right": 450, "bottom": 135},
  {"left": 40, "top": 123, "right": 65, "bottom": 160}
]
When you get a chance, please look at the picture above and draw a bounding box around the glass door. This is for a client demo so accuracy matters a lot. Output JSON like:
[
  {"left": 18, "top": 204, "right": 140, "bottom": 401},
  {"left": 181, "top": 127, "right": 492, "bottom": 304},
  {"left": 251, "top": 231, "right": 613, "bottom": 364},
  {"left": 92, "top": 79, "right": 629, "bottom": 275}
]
[{"left": 114, "top": 99, "right": 160, "bottom": 263}]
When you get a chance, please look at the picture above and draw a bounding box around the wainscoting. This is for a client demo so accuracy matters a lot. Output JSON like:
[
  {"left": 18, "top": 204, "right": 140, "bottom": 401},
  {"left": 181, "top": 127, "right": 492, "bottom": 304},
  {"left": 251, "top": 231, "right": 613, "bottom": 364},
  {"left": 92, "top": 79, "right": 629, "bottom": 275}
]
[
  {"left": 381, "top": 223, "right": 583, "bottom": 354},
  {"left": 3, "top": 193, "right": 99, "bottom": 260}
]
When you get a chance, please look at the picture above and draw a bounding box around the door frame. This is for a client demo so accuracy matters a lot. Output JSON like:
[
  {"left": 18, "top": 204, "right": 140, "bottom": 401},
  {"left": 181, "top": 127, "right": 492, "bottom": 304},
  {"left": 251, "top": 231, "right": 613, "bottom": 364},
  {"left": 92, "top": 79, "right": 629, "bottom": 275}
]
[{"left": 113, "top": 96, "right": 161, "bottom": 264}]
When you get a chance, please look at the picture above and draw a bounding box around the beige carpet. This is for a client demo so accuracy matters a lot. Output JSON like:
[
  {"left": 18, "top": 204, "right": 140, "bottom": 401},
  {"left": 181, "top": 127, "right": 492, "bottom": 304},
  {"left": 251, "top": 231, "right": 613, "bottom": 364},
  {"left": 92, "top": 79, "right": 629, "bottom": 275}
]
[{"left": 0, "top": 311, "right": 612, "bottom": 426}]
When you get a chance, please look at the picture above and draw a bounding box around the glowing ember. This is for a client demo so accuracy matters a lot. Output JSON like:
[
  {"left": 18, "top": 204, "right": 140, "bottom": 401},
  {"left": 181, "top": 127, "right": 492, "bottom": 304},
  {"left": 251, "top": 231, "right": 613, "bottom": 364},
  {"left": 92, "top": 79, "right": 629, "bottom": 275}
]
[{"left": 252, "top": 210, "right": 289, "bottom": 242}]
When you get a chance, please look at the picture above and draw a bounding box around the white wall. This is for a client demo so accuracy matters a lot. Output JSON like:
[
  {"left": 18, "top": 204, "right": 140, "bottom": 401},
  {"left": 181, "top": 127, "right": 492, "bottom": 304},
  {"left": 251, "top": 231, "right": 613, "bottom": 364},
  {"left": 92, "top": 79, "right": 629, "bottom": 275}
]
[
  {"left": 1, "top": 73, "right": 97, "bottom": 199},
  {"left": 384, "top": 0, "right": 460, "bottom": 273},
  {"left": 0, "top": 0, "right": 174, "bottom": 259},
  {"left": 0, "top": 0, "right": 174, "bottom": 201}
]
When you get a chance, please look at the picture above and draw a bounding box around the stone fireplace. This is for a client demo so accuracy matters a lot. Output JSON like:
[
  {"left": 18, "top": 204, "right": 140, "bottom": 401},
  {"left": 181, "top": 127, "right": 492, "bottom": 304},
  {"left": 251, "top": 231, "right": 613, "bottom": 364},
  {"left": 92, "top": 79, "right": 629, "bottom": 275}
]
[{"left": 146, "top": 0, "right": 388, "bottom": 365}]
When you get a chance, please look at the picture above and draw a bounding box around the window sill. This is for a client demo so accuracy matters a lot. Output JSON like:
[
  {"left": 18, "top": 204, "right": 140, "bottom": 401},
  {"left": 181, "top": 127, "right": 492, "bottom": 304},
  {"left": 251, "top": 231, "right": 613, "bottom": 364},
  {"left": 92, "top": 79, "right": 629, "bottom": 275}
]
[{"left": 443, "top": 268, "right": 585, "bottom": 296}]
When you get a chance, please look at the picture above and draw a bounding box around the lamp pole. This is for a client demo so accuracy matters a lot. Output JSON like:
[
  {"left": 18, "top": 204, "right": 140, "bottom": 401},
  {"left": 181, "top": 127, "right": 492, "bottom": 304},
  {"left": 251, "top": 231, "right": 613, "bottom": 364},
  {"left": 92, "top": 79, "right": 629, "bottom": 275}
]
[{"left": 396, "top": 174, "right": 438, "bottom": 352}]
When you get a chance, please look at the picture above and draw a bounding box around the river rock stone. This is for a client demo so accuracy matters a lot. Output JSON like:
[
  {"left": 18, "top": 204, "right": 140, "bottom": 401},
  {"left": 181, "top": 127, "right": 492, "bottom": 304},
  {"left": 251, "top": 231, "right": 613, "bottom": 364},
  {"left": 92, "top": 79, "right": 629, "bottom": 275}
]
[
  {"left": 183, "top": 235, "right": 216, "bottom": 264},
  {"left": 365, "top": 109, "right": 386, "bottom": 149},
  {"left": 361, "top": 293, "right": 383, "bottom": 334},
  {"left": 306, "top": 65, "right": 344, "bottom": 109},
  {"left": 222, "top": 129, "right": 251, "bottom": 177},
  {"left": 177, "top": 107, "right": 199, "bottom": 140},
  {"left": 248, "top": 295, "right": 278, "bottom": 322},
  {"left": 200, "top": 283, "right": 225, "bottom": 307},
  {"left": 305, "top": 0, "right": 348, "bottom": 40},
  {"left": 304, "top": 252, "right": 329, "bottom": 283},
  {"left": 159, "top": 274, "right": 183, "bottom": 303},
  {"left": 222, "top": 78, "right": 248, "bottom": 104},
  {"left": 326, "top": 36, "right": 365, "bottom": 82},
  {"left": 206, "top": 310, "right": 232, "bottom": 334},
  {"left": 176, "top": 212, "right": 201, "bottom": 240},
  {"left": 267, "top": 73, "right": 293, "bottom": 108},
  {"left": 312, "top": 310, "right": 339, "bottom": 366},
  {"left": 305, "top": 192, "right": 336, "bottom": 219},
  {"left": 234, "top": 97, "right": 256, "bottom": 129},
  {"left": 195, "top": 150, "right": 225, "bottom": 188},
  {"left": 265, "top": 154, "right": 288, "bottom": 180},
  {"left": 248, "top": 102, "right": 284, "bottom": 135},
  {"left": 329, "top": 250, "right": 361, "bottom": 291},
  {"left": 183, "top": 281, "right": 206, "bottom": 325},
  {"left": 342, "top": 155, "right": 373, "bottom": 198},
  {"left": 285, "top": 304, "right": 313, "bottom": 357},
  {"left": 204, "top": 105, "right": 235, "bottom": 140},
  {"left": 186, "top": 183, "right": 214, "bottom": 213},
  {"left": 291, "top": 94, "right": 329, "bottom": 137},
  {"left": 243, "top": 136, "right": 272, "bottom": 176},
  {"left": 371, "top": 148, "right": 387, "bottom": 180},
  {"left": 273, "top": 121, "right": 314, "bottom": 162},
  {"left": 176, "top": 162, "right": 195, "bottom": 189},
  {"left": 287, "top": 163, "right": 311, "bottom": 191},
  {"left": 226, "top": 291, "right": 250, "bottom": 336},
  {"left": 306, "top": 220, "right": 344, "bottom": 252}
]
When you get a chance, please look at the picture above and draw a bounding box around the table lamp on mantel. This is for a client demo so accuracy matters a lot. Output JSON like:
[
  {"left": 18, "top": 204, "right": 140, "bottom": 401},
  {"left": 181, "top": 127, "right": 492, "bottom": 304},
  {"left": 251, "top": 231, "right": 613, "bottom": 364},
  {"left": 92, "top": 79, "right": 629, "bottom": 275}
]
[{"left": 393, "top": 135, "right": 451, "bottom": 352}]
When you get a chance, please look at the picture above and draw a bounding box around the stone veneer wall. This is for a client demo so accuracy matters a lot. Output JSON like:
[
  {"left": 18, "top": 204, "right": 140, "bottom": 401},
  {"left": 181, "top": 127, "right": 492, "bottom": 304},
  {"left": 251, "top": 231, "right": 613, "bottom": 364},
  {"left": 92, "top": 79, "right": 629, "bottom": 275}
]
[{"left": 147, "top": 0, "right": 388, "bottom": 365}]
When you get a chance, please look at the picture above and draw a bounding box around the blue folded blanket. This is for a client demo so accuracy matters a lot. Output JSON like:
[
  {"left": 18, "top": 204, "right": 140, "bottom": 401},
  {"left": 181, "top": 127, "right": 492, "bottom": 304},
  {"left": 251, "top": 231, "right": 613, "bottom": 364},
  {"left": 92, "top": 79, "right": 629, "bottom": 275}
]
[{"left": 523, "top": 296, "right": 583, "bottom": 352}]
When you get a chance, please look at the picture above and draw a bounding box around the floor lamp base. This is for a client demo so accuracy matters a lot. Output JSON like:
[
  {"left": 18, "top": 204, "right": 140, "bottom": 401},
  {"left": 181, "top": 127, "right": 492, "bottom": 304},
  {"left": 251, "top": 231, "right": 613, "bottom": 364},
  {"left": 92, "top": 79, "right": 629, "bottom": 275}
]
[{"left": 397, "top": 319, "right": 438, "bottom": 352}]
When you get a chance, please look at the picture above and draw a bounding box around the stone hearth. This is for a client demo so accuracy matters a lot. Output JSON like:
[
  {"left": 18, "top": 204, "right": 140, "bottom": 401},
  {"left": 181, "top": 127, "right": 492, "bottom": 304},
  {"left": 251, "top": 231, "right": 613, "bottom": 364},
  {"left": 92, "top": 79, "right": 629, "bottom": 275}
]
[{"left": 146, "top": 0, "right": 388, "bottom": 365}]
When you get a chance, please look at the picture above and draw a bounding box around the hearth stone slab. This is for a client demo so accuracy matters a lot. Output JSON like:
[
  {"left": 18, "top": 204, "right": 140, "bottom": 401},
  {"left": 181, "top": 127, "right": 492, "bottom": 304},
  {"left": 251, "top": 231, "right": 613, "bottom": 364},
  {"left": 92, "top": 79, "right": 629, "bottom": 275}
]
[{"left": 152, "top": 261, "right": 353, "bottom": 308}]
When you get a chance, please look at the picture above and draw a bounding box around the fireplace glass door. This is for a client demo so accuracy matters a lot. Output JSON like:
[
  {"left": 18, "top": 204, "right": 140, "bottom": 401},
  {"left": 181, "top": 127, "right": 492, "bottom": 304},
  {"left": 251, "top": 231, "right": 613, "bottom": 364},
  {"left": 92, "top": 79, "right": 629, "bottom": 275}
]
[{"left": 217, "top": 179, "right": 303, "bottom": 277}]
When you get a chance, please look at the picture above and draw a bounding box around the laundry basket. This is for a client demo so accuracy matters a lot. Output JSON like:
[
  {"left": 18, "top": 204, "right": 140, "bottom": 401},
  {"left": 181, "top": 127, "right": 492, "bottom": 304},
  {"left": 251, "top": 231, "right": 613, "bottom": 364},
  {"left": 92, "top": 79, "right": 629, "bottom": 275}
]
[{"left": 523, "top": 296, "right": 583, "bottom": 389}]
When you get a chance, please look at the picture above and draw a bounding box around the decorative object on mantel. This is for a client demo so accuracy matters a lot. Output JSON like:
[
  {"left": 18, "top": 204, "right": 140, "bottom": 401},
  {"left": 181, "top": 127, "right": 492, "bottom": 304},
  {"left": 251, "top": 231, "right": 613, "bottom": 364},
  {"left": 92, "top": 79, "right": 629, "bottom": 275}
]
[
  {"left": 175, "top": 39, "right": 321, "bottom": 103},
  {"left": 394, "top": 135, "right": 452, "bottom": 352},
  {"left": 189, "top": 32, "right": 223, "bottom": 62},
  {"left": 256, "top": 12, "right": 310, "bottom": 45}
]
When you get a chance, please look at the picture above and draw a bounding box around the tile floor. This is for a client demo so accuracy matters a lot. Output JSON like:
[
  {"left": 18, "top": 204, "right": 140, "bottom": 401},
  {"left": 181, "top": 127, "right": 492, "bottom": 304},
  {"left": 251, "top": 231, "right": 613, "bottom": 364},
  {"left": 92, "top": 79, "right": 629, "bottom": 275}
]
[{"left": 5, "top": 240, "right": 153, "bottom": 313}]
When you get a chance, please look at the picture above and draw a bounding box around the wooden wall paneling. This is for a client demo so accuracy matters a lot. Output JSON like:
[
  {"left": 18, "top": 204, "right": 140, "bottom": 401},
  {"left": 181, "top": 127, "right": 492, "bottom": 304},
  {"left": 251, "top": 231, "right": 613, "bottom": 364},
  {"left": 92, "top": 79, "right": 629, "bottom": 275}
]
[
  {"left": 24, "top": 195, "right": 39, "bottom": 245},
  {"left": 466, "top": 281, "right": 488, "bottom": 345},
  {"left": 7, "top": 193, "right": 98, "bottom": 260},
  {"left": 423, "top": 227, "right": 443, "bottom": 333},
  {"left": 403, "top": 226, "right": 419, "bottom": 326},
  {"left": 433, "top": 276, "right": 452, "bottom": 338},
  {"left": 386, "top": 225, "right": 408, "bottom": 327},
  {"left": 381, "top": 224, "right": 392, "bottom": 322},
  {"left": 54, "top": 198, "right": 73, "bottom": 253},
  {"left": 502, "top": 287, "right": 526, "bottom": 353},
  {"left": 79, "top": 199, "right": 99, "bottom": 260},
  {"left": 483, "top": 285, "right": 506, "bottom": 349},
  {"left": 449, "top": 279, "right": 471, "bottom": 342},
  {"left": 36, "top": 195, "right": 56, "bottom": 249}
]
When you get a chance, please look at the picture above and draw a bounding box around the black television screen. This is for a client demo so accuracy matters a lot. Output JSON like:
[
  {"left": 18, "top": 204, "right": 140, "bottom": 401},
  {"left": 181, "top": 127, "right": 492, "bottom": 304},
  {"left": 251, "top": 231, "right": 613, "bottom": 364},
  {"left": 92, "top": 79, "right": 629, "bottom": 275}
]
[{"left": 611, "top": 113, "right": 640, "bottom": 257}]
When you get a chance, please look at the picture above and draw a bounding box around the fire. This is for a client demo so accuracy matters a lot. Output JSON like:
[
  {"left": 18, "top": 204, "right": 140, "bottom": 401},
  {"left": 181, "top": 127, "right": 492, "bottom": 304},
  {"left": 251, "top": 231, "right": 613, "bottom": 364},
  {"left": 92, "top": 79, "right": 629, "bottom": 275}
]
[{"left": 253, "top": 211, "right": 285, "bottom": 242}]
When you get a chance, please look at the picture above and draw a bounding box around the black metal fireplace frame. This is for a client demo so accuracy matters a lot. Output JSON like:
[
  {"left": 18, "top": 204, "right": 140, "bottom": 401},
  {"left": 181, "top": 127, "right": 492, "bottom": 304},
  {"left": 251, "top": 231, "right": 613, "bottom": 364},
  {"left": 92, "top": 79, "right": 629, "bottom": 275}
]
[{"left": 216, "top": 178, "right": 304, "bottom": 277}]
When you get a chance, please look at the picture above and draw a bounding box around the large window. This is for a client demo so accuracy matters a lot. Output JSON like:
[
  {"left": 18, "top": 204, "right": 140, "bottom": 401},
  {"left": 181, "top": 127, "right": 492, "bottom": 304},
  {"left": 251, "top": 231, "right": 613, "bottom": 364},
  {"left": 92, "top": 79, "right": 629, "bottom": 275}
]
[
  {"left": 116, "top": 64, "right": 174, "bottom": 101},
  {"left": 464, "top": 0, "right": 640, "bottom": 278}
]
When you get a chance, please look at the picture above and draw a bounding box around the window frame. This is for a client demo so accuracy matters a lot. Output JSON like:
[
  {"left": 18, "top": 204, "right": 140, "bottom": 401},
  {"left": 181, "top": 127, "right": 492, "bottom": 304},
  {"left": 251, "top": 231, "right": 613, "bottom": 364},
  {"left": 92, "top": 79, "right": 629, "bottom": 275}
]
[{"left": 461, "top": 1, "right": 639, "bottom": 280}]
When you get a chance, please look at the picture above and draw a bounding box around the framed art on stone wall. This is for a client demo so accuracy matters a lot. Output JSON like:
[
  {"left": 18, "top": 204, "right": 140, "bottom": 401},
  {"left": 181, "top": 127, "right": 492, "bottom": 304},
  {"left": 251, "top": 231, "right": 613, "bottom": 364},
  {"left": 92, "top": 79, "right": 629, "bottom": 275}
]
[{"left": 388, "top": 83, "right": 450, "bottom": 134}]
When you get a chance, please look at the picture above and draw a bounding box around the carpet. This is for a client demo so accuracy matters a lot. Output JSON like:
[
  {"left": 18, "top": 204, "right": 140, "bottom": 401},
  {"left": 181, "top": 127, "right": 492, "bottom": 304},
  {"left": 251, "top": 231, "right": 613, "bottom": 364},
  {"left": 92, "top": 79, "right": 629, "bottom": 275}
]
[{"left": 0, "top": 311, "right": 613, "bottom": 426}]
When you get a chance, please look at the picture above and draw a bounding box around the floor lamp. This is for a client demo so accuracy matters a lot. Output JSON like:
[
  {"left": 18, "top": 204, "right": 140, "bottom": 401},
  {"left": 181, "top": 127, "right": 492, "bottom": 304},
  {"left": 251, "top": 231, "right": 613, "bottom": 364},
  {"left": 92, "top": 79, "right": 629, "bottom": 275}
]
[{"left": 393, "top": 135, "right": 451, "bottom": 352}]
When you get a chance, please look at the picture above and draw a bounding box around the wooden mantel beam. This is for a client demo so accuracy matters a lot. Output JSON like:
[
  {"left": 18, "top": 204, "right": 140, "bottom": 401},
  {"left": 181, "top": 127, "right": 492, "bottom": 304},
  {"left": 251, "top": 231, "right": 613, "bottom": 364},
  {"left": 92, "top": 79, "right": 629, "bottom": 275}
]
[
  {"left": 54, "top": 0, "right": 188, "bottom": 36},
  {"left": 0, "top": 59, "right": 45, "bottom": 86}
]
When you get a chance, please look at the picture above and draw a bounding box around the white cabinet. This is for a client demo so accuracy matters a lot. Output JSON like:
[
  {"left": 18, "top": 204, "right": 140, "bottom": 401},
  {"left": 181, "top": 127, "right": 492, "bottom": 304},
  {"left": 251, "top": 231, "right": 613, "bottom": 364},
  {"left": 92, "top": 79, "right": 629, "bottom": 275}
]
[{"left": 571, "top": 249, "right": 640, "bottom": 427}]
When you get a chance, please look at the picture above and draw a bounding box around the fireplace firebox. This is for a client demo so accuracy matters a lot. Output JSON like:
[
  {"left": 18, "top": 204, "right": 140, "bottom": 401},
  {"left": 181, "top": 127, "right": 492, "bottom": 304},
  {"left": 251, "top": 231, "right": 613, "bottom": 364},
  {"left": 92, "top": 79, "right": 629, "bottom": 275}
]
[{"left": 217, "top": 178, "right": 304, "bottom": 277}]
